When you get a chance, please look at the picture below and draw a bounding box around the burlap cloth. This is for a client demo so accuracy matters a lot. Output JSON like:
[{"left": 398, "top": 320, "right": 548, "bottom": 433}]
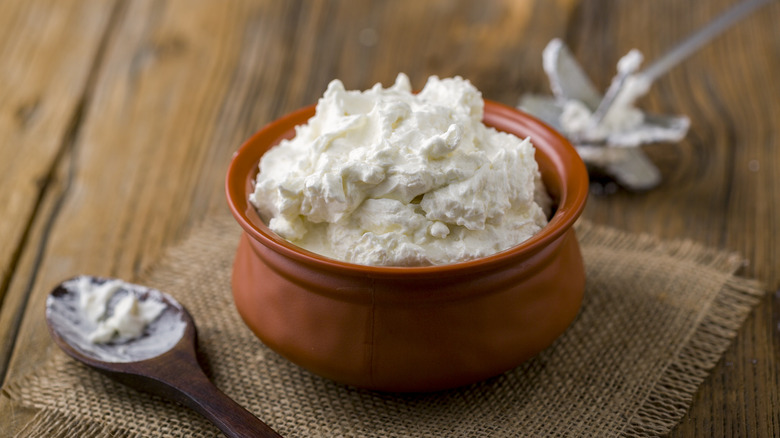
[{"left": 3, "top": 213, "right": 764, "bottom": 437}]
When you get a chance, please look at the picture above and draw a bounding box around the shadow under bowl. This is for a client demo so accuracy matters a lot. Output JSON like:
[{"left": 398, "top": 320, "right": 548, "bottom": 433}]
[{"left": 225, "top": 100, "right": 589, "bottom": 392}]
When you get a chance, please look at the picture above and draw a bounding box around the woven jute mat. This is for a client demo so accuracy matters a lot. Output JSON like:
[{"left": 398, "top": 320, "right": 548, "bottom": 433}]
[{"left": 4, "top": 213, "right": 764, "bottom": 437}]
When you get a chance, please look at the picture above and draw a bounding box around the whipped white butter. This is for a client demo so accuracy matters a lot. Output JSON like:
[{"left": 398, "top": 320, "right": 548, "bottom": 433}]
[
  {"left": 557, "top": 49, "right": 652, "bottom": 146},
  {"left": 70, "top": 277, "right": 167, "bottom": 344},
  {"left": 251, "top": 74, "right": 550, "bottom": 266}
]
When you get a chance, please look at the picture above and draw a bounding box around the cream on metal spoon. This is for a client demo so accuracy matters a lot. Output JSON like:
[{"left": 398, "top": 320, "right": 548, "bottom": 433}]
[
  {"left": 46, "top": 276, "right": 282, "bottom": 438},
  {"left": 590, "top": 0, "right": 775, "bottom": 128},
  {"left": 520, "top": 0, "right": 774, "bottom": 191}
]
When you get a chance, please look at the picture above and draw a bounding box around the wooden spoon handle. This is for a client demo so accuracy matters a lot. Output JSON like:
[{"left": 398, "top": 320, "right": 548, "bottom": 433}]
[
  {"left": 125, "top": 350, "right": 283, "bottom": 437},
  {"left": 175, "top": 374, "right": 283, "bottom": 438}
]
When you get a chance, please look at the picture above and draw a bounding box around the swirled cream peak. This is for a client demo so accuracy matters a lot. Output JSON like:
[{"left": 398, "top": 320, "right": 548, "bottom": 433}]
[{"left": 250, "top": 73, "right": 550, "bottom": 266}]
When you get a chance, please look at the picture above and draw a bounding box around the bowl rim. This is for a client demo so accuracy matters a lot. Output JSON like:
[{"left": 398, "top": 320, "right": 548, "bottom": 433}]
[{"left": 226, "top": 99, "right": 588, "bottom": 276}]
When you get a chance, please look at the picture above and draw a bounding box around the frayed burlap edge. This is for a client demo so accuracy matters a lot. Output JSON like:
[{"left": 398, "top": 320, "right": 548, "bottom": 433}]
[
  {"left": 574, "top": 220, "right": 766, "bottom": 436},
  {"left": 620, "top": 275, "right": 763, "bottom": 436}
]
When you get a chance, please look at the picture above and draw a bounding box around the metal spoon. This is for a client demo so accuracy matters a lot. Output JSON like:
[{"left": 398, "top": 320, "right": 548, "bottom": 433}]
[
  {"left": 590, "top": 0, "right": 774, "bottom": 127},
  {"left": 45, "top": 275, "right": 283, "bottom": 438},
  {"left": 520, "top": 0, "right": 774, "bottom": 191}
]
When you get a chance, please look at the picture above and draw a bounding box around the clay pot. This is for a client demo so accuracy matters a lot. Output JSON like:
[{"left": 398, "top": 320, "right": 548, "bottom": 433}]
[{"left": 226, "top": 100, "right": 588, "bottom": 392}]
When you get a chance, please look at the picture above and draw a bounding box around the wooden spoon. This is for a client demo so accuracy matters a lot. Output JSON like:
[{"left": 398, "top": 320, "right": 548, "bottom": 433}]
[{"left": 45, "top": 276, "right": 282, "bottom": 438}]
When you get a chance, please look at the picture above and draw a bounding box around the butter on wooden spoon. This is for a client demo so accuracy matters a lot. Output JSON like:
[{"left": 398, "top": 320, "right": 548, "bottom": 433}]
[{"left": 46, "top": 275, "right": 282, "bottom": 438}]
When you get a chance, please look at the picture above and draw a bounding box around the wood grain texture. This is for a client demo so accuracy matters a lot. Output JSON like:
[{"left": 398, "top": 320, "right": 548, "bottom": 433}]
[
  {"left": 0, "top": 0, "right": 777, "bottom": 436},
  {"left": 0, "top": 0, "right": 115, "bottom": 303}
]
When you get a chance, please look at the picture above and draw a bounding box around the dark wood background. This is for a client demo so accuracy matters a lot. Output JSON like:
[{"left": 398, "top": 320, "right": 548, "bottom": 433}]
[{"left": 1, "top": 0, "right": 777, "bottom": 435}]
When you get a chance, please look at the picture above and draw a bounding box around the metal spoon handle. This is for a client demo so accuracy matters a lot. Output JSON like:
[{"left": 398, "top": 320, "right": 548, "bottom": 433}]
[
  {"left": 590, "top": 0, "right": 773, "bottom": 127},
  {"left": 640, "top": 0, "right": 773, "bottom": 83}
]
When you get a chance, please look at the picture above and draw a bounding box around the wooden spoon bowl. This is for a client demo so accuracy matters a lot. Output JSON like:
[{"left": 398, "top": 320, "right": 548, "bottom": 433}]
[{"left": 45, "top": 276, "right": 282, "bottom": 438}]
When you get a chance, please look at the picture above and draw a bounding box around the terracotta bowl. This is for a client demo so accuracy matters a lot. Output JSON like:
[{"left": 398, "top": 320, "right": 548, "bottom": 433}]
[{"left": 226, "top": 100, "right": 589, "bottom": 392}]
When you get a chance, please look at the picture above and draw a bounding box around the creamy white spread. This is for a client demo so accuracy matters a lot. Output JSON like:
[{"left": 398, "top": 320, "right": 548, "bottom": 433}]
[
  {"left": 72, "top": 277, "right": 167, "bottom": 344},
  {"left": 558, "top": 50, "right": 652, "bottom": 146},
  {"left": 251, "top": 74, "right": 550, "bottom": 266}
]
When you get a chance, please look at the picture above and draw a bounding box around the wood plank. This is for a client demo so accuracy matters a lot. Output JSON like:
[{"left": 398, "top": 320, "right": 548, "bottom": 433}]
[
  {"left": 0, "top": 0, "right": 116, "bottom": 303},
  {"left": 0, "top": 0, "right": 297, "bottom": 433},
  {"left": 0, "top": 0, "right": 265, "bottom": 381},
  {"left": 0, "top": 124, "right": 72, "bottom": 383}
]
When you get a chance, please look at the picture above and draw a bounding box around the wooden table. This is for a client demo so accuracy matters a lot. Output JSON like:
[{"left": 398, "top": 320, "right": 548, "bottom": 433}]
[{"left": 1, "top": 1, "right": 777, "bottom": 436}]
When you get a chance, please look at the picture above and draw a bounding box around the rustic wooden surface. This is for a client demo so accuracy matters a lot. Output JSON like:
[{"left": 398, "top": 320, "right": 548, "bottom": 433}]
[{"left": 0, "top": 0, "right": 777, "bottom": 436}]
